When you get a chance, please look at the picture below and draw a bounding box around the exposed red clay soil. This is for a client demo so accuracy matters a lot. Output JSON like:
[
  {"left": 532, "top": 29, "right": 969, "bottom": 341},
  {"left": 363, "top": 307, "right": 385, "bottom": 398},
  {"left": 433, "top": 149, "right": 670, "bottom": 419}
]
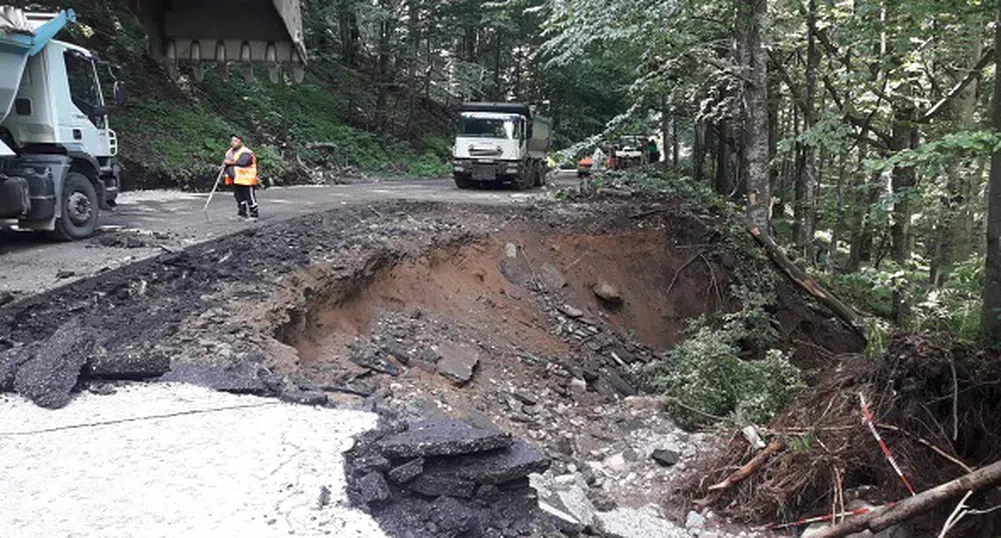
[{"left": 287, "top": 226, "right": 733, "bottom": 374}]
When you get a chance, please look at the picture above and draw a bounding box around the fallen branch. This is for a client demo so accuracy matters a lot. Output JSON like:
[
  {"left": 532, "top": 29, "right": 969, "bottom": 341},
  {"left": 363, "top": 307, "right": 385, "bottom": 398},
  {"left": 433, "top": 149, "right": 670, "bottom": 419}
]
[
  {"left": 809, "top": 459, "right": 1001, "bottom": 538},
  {"left": 876, "top": 423, "right": 973, "bottom": 474},
  {"left": 707, "top": 438, "right": 786, "bottom": 492},
  {"left": 749, "top": 226, "right": 865, "bottom": 338}
]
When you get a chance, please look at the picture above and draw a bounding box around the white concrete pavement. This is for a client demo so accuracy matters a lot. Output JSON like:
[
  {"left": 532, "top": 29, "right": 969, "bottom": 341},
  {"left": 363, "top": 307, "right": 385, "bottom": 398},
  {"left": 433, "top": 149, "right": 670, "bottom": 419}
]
[{"left": 0, "top": 383, "right": 386, "bottom": 537}]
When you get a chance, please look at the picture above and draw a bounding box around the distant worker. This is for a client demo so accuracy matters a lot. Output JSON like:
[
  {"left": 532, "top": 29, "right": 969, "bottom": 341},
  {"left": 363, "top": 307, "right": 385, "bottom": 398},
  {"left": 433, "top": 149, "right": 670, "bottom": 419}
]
[
  {"left": 647, "top": 138, "right": 660, "bottom": 164},
  {"left": 591, "top": 146, "right": 606, "bottom": 171},
  {"left": 223, "top": 134, "right": 259, "bottom": 221}
]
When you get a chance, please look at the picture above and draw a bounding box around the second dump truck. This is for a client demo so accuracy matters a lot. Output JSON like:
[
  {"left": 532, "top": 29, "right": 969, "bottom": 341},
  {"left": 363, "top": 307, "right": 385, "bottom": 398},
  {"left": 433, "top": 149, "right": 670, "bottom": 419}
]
[{"left": 452, "top": 102, "right": 552, "bottom": 190}]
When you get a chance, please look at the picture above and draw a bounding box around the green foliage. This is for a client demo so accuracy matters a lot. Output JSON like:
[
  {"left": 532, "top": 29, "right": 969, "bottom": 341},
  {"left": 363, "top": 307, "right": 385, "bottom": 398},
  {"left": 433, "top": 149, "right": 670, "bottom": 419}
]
[
  {"left": 867, "top": 131, "right": 1001, "bottom": 176},
  {"left": 407, "top": 152, "right": 451, "bottom": 177},
  {"left": 636, "top": 326, "right": 804, "bottom": 429},
  {"left": 255, "top": 145, "right": 288, "bottom": 185},
  {"left": 911, "top": 257, "right": 986, "bottom": 342},
  {"left": 864, "top": 319, "right": 889, "bottom": 361},
  {"left": 789, "top": 433, "right": 816, "bottom": 452}
]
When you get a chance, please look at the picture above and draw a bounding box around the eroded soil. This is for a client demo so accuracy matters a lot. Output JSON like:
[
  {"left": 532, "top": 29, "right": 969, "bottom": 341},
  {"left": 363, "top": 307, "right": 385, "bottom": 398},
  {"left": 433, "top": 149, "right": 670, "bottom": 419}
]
[{"left": 0, "top": 197, "right": 861, "bottom": 536}]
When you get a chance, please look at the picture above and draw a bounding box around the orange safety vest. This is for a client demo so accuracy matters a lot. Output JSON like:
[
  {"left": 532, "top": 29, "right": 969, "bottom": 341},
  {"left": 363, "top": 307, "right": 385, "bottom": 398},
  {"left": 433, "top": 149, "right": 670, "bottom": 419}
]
[{"left": 224, "top": 146, "right": 258, "bottom": 186}]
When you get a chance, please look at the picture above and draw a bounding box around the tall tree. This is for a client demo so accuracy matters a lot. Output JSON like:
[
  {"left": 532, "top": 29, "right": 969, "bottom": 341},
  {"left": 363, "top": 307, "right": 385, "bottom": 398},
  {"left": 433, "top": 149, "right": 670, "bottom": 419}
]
[
  {"left": 985, "top": 0, "right": 1001, "bottom": 344},
  {"left": 738, "top": 0, "right": 771, "bottom": 235}
]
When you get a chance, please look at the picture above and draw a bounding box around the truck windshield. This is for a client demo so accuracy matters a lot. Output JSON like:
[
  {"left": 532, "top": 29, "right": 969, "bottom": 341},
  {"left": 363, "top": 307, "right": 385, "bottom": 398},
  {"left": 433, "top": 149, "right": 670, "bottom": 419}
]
[{"left": 458, "top": 116, "right": 518, "bottom": 140}]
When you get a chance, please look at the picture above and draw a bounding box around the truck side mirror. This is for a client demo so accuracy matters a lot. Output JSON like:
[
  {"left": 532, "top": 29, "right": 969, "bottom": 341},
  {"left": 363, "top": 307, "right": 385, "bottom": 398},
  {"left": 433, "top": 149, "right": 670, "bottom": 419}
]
[{"left": 113, "top": 81, "right": 127, "bottom": 106}]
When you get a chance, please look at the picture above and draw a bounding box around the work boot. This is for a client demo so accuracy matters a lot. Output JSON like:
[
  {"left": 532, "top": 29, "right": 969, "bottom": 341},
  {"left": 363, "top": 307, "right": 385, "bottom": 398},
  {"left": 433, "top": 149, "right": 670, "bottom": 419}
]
[{"left": 248, "top": 204, "right": 259, "bottom": 221}]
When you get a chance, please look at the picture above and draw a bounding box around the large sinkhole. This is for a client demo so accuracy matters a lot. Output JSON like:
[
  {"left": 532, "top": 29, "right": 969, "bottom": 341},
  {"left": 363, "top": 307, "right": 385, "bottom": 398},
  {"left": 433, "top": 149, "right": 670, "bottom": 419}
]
[{"left": 277, "top": 227, "right": 734, "bottom": 385}]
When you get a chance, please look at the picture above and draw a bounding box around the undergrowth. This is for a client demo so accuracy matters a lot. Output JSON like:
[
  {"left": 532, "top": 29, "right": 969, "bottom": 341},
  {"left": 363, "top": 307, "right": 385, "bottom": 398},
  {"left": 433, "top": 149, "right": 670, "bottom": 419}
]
[{"left": 606, "top": 166, "right": 807, "bottom": 429}]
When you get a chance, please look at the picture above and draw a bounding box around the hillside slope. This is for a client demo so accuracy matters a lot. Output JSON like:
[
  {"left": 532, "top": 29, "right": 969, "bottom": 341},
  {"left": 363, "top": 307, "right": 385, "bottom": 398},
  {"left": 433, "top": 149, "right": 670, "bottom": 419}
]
[{"left": 8, "top": 1, "right": 454, "bottom": 190}]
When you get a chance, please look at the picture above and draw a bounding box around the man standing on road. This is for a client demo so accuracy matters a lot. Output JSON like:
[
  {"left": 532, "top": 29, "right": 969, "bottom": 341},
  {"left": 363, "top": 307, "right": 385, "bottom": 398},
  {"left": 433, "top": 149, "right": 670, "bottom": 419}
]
[{"left": 223, "top": 134, "right": 259, "bottom": 221}]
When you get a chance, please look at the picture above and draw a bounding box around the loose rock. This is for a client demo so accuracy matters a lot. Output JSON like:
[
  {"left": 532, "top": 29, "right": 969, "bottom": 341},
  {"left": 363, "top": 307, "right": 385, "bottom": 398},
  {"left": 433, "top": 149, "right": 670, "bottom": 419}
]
[
  {"left": 685, "top": 510, "right": 706, "bottom": 530},
  {"left": 419, "top": 440, "right": 551, "bottom": 485},
  {"left": 158, "top": 362, "right": 268, "bottom": 394},
  {"left": 558, "top": 305, "right": 585, "bottom": 319},
  {"left": 88, "top": 350, "right": 171, "bottom": 380},
  {"left": 651, "top": 448, "right": 681, "bottom": 467},
  {"left": 357, "top": 471, "right": 391, "bottom": 504},
  {"left": 437, "top": 351, "right": 479, "bottom": 386},
  {"left": 592, "top": 280, "right": 623, "bottom": 304}
]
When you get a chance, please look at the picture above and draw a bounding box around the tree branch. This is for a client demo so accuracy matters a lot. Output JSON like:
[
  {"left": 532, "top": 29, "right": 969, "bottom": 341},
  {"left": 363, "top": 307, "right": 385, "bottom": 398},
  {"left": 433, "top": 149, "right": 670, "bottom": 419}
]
[
  {"left": 749, "top": 225, "right": 865, "bottom": 336},
  {"left": 773, "top": 58, "right": 809, "bottom": 117},
  {"left": 810, "top": 459, "right": 1001, "bottom": 538},
  {"left": 822, "top": 74, "right": 891, "bottom": 148},
  {"left": 920, "top": 47, "right": 994, "bottom": 123}
]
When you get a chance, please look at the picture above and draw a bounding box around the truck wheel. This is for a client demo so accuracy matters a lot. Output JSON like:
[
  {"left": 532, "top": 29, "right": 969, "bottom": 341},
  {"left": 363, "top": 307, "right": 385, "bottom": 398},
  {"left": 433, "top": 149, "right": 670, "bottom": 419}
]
[
  {"left": 455, "top": 175, "right": 474, "bottom": 189},
  {"left": 52, "top": 173, "right": 99, "bottom": 241},
  {"left": 515, "top": 170, "right": 534, "bottom": 191}
]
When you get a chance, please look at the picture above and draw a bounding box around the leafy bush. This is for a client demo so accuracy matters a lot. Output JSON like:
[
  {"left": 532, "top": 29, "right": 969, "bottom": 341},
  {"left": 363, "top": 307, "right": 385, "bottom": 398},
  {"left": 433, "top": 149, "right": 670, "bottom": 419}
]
[
  {"left": 255, "top": 144, "right": 288, "bottom": 186},
  {"left": 407, "top": 152, "right": 451, "bottom": 177},
  {"left": 911, "top": 256, "right": 985, "bottom": 342},
  {"left": 636, "top": 324, "right": 804, "bottom": 429}
]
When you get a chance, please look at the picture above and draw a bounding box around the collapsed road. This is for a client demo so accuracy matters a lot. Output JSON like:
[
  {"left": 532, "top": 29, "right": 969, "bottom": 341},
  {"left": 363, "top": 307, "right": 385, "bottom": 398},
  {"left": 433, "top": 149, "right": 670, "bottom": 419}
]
[
  {"left": 0, "top": 177, "right": 550, "bottom": 302},
  {"left": 0, "top": 181, "right": 855, "bottom": 537}
]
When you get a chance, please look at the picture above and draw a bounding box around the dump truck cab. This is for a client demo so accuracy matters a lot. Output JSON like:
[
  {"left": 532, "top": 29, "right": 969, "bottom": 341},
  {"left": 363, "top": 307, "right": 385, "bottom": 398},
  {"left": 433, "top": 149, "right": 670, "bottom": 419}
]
[{"left": 1, "top": 8, "right": 120, "bottom": 239}]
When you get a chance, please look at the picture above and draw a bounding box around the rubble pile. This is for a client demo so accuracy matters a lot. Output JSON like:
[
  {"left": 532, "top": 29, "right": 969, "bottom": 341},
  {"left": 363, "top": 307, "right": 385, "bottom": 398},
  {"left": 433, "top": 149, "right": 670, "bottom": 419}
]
[{"left": 346, "top": 418, "right": 556, "bottom": 537}]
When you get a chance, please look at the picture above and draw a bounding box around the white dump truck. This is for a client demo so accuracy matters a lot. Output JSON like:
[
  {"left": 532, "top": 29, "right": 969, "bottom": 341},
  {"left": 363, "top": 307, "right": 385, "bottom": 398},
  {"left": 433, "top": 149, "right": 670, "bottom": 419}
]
[
  {"left": 452, "top": 102, "right": 552, "bottom": 190},
  {"left": 0, "top": 8, "right": 124, "bottom": 240}
]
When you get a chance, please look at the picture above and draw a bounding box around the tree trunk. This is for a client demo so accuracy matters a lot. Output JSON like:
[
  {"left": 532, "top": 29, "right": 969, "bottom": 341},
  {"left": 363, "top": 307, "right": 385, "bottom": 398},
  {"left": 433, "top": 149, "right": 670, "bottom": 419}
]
[
  {"left": 672, "top": 115, "right": 680, "bottom": 167},
  {"left": 694, "top": 122, "right": 706, "bottom": 182},
  {"left": 811, "top": 458, "right": 1001, "bottom": 538},
  {"left": 492, "top": 31, "right": 503, "bottom": 100},
  {"left": 984, "top": 0, "right": 1001, "bottom": 345},
  {"left": 847, "top": 132, "right": 872, "bottom": 272},
  {"left": 890, "top": 94, "right": 918, "bottom": 323},
  {"left": 829, "top": 149, "right": 846, "bottom": 273},
  {"left": 935, "top": 39, "right": 983, "bottom": 284},
  {"left": 338, "top": 0, "right": 359, "bottom": 67},
  {"left": 768, "top": 65, "right": 779, "bottom": 194},
  {"left": 374, "top": 11, "right": 394, "bottom": 133},
  {"left": 737, "top": 0, "right": 771, "bottom": 235},
  {"left": 795, "top": 0, "right": 819, "bottom": 262},
  {"left": 716, "top": 121, "right": 734, "bottom": 195},
  {"left": 661, "top": 97, "right": 671, "bottom": 166}
]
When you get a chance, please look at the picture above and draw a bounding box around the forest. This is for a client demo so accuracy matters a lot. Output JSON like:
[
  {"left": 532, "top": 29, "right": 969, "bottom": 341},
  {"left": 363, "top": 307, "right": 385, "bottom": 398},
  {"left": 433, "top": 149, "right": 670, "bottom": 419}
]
[{"left": 187, "top": 0, "right": 1001, "bottom": 348}]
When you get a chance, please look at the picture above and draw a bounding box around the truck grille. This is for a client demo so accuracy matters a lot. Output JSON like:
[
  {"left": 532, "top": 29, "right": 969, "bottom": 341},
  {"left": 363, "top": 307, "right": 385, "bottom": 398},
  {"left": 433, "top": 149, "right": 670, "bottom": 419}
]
[{"left": 472, "top": 163, "right": 497, "bottom": 181}]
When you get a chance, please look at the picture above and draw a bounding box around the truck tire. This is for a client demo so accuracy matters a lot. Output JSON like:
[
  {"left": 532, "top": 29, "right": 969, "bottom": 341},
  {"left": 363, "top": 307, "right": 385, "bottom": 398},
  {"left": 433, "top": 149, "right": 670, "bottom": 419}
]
[
  {"left": 52, "top": 173, "right": 99, "bottom": 241},
  {"left": 515, "top": 168, "right": 534, "bottom": 191},
  {"left": 455, "top": 175, "right": 474, "bottom": 189}
]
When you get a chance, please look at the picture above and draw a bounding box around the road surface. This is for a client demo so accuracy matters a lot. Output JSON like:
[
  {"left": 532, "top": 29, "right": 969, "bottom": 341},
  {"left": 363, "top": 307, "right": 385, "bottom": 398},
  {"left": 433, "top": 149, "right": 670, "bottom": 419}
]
[
  {"left": 0, "top": 175, "right": 577, "bottom": 302},
  {"left": 0, "top": 383, "right": 385, "bottom": 537}
]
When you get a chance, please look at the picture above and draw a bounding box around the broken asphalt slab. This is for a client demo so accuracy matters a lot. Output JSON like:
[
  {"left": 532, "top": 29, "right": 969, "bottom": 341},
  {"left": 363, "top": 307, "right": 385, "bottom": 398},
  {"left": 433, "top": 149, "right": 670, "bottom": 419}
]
[
  {"left": 419, "top": 441, "right": 551, "bottom": 485},
  {"left": 12, "top": 319, "right": 93, "bottom": 409},
  {"left": 378, "top": 419, "right": 512, "bottom": 458}
]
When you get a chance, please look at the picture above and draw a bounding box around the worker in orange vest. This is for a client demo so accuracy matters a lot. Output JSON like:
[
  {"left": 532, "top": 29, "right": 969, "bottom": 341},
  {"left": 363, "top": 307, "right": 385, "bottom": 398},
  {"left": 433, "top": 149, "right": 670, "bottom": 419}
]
[{"left": 223, "top": 134, "right": 259, "bottom": 221}]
